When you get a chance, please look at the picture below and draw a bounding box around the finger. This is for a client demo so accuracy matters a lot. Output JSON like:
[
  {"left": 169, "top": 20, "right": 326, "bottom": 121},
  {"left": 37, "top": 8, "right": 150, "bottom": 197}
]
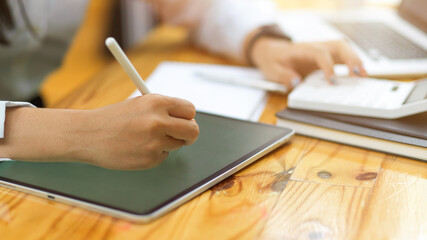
[
  {"left": 334, "top": 41, "right": 365, "bottom": 77},
  {"left": 348, "top": 62, "right": 368, "bottom": 77},
  {"left": 145, "top": 151, "right": 170, "bottom": 169},
  {"left": 272, "top": 64, "right": 302, "bottom": 89},
  {"left": 313, "top": 47, "right": 335, "bottom": 84},
  {"left": 164, "top": 117, "right": 199, "bottom": 145},
  {"left": 167, "top": 97, "right": 196, "bottom": 120},
  {"left": 360, "top": 65, "right": 368, "bottom": 77},
  {"left": 161, "top": 135, "right": 186, "bottom": 152}
]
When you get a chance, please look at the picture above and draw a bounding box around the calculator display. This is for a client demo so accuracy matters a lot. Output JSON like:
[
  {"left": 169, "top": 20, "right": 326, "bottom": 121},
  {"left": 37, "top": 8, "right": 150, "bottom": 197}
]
[{"left": 404, "top": 80, "right": 427, "bottom": 104}]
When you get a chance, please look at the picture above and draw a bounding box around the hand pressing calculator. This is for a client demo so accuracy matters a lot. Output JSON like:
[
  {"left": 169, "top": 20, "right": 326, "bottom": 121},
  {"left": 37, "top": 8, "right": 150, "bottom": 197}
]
[{"left": 288, "top": 72, "right": 427, "bottom": 119}]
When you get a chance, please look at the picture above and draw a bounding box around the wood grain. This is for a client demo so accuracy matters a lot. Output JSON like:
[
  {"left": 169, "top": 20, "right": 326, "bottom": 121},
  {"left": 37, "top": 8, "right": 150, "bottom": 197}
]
[
  {"left": 291, "top": 141, "right": 385, "bottom": 187},
  {"left": 0, "top": 0, "right": 426, "bottom": 239},
  {"left": 356, "top": 157, "right": 427, "bottom": 240},
  {"left": 260, "top": 180, "right": 370, "bottom": 240}
]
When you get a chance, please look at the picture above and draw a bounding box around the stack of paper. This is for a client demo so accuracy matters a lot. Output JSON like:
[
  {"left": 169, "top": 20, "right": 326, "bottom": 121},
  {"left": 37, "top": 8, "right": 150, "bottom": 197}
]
[{"left": 129, "top": 62, "right": 268, "bottom": 121}]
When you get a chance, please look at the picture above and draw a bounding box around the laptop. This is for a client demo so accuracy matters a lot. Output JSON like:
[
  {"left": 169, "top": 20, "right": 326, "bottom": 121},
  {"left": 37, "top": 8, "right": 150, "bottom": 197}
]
[
  {"left": 277, "top": 0, "right": 427, "bottom": 78},
  {"left": 0, "top": 112, "right": 294, "bottom": 222}
]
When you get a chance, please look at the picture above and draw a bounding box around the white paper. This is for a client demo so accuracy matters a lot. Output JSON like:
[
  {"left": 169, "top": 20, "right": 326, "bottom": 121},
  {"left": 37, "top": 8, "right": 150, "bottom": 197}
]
[{"left": 129, "top": 62, "right": 268, "bottom": 121}]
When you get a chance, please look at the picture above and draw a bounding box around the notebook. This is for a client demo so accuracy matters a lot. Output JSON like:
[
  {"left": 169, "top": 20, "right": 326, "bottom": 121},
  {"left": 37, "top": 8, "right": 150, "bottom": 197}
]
[
  {"left": 129, "top": 62, "right": 268, "bottom": 121},
  {"left": 276, "top": 108, "right": 427, "bottom": 161}
]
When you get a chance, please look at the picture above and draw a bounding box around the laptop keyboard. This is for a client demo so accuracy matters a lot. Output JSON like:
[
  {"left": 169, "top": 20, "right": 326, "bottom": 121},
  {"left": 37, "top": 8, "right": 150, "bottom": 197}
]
[{"left": 330, "top": 22, "right": 427, "bottom": 60}]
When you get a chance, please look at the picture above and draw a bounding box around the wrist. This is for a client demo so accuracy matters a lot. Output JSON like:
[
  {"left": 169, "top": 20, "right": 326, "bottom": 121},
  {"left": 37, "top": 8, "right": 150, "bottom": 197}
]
[
  {"left": 244, "top": 24, "right": 291, "bottom": 66},
  {"left": 56, "top": 109, "right": 93, "bottom": 163},
  {"left": 0, "top": 107, "right": 90, "bottom": 163},
  {"left": 64, "top": 109, "right": 101, "bottom": 165}
]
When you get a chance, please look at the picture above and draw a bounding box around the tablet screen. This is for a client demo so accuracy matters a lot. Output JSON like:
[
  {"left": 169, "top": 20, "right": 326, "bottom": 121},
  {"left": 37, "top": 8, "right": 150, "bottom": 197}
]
[{"left": 0, "top": 112, "right": 293, "bottom": 216}]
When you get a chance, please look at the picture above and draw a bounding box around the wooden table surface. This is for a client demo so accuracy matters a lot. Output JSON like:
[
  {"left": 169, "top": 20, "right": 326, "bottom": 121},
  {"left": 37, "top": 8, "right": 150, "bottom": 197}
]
[{"left": 1, "top": 0, "right": 426, "bottom": 239}]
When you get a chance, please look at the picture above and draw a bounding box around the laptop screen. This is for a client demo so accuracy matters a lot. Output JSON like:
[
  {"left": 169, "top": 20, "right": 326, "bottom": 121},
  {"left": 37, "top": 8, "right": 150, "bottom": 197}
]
[{"left": 399, "top": 0, "right": 427, "bottom": 33}]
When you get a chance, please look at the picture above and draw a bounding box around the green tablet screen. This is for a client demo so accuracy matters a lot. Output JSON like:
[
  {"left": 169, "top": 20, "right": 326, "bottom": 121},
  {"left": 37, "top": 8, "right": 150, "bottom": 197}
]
[{"left": 0, "top": 112, "right": 293, "bottom": 216}]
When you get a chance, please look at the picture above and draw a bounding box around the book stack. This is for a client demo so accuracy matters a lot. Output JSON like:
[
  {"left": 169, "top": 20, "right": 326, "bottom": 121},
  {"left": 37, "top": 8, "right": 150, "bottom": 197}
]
[{"left": 276, "top": 108, "right": 427, "bottom": 161}]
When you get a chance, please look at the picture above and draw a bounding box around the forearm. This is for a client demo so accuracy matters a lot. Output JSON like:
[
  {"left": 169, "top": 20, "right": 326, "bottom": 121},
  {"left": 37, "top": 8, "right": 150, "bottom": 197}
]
[
  {"left": 0, "top": 107, "right": 87, "bottom": 162},
  {"left": 0, "top": 95, "right": 199, "bottom": 170}
]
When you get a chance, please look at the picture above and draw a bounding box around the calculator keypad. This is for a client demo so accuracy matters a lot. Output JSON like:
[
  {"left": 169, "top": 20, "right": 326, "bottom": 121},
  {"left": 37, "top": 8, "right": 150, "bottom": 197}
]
[{"left": 290, "top": 75, "right": 415, "bottom": 110}]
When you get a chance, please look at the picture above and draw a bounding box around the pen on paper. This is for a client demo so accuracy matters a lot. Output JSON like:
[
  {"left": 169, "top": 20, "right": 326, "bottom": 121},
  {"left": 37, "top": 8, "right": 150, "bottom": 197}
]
[
  {"left": 194, "top": 71, "right": 288, "bottom": 94},
  {"left": 105, "top": 37, "right": 151, "bottom": 95}
]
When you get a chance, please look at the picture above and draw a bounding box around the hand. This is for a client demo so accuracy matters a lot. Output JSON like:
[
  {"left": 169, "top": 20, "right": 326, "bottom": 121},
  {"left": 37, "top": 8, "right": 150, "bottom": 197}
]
[
  {"left": 251, "top": 37, "right": 367, "bottom": 89},
  {"left": 0, "top": 94, "right": 199, "bottom": 170},
  {"left": 77, "top": 94, "right": 199, "bottom": 170}
]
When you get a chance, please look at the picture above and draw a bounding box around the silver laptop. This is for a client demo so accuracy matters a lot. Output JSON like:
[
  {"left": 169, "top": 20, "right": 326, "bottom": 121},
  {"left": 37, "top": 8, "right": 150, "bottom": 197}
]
[{"left": 277, "top": 0, "right": 427, "bottom": 78}]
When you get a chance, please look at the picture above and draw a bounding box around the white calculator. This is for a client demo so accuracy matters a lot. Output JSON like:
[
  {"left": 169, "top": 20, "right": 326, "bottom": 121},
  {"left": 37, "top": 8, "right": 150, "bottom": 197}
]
[{"left": 288, "top": 72, "right": 427, "bottom": 119}]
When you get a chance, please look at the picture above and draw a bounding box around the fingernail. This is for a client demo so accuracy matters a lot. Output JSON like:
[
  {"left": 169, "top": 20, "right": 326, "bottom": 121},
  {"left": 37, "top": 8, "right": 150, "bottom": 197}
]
[
  {"left": 291, "top": 78, "right": 301, "bottom": 88},
  {"left": 353, "top": 66, "right": 360, "bottom": 75},
  {"left": 329, "top": 76, "right": 336, "bottom": 85}
]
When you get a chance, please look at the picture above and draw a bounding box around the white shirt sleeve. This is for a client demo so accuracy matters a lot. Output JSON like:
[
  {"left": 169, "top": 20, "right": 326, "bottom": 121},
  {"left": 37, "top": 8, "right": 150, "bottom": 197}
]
[
  {"left": 193, "top": 0, "right": 277, "bottom": 62},
  {"left": 0, "top": 101, "right": 35, "bottom": 161},
  {"left": 152, "top": 0, "right": 278, "bottom": 62}
]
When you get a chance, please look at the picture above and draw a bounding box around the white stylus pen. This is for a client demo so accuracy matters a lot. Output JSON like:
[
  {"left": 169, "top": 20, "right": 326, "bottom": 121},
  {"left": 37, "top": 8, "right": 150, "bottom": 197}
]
[
  {"left": 105, "top": 37, "right": 151, "bottom": 95},
  {"left": 194, "top": 71, "right": 288, "bottom": 94}
]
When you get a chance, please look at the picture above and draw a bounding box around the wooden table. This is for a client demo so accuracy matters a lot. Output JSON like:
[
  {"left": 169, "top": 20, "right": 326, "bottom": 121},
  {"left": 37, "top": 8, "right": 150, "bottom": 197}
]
[{"left": 1, "top": 0, "right": 426, "bottom": 239}]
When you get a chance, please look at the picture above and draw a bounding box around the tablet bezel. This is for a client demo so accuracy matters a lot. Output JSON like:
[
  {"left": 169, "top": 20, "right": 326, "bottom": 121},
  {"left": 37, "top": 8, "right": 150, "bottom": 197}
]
[{"left": 0, "top": 112, "right": 294, "bottom": 222}]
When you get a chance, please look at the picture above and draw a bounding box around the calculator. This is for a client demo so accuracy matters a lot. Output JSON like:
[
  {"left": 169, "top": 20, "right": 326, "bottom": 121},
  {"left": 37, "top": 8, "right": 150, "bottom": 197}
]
[{"left": 288, "top": 72, "right": 427, "bottom": 119}]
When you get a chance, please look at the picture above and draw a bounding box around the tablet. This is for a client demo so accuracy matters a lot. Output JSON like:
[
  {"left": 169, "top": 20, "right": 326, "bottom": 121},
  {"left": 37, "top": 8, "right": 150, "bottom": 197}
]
[{"left": 0, "top": 112, "right": 294, "bottom": 222}]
